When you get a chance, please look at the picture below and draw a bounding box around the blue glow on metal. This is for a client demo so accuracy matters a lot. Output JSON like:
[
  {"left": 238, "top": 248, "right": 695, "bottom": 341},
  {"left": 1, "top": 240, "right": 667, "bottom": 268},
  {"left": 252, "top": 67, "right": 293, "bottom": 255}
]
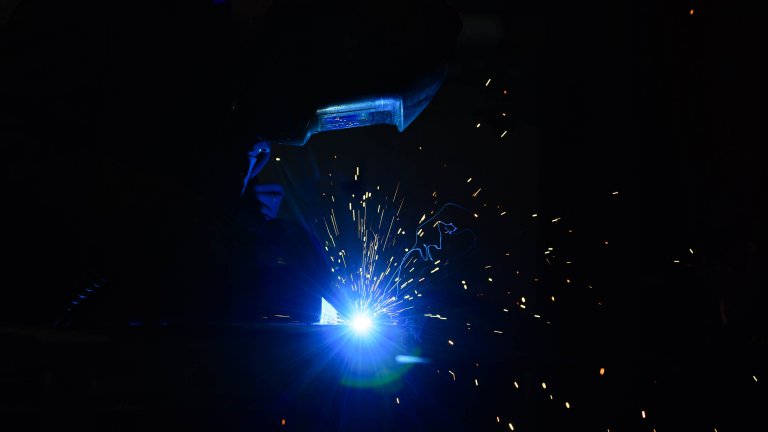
[
  {"left": 315, "top": 98, "right": 402, "bottom": 133},
  {"left": 319, "top": 297, "right": 341, "bottom": 325},
  {"left": 283, "top": 67, "right": 447, "bottom": 146}
]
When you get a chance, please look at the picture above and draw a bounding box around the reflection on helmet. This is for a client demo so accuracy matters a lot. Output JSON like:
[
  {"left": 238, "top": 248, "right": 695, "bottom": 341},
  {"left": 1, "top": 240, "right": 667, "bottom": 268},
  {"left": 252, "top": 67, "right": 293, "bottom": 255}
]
[
  {"left": 284, "top": 67, "right": 447, "bottom": 146},
  {"left": 232, "top": 0, "right": 461, "bottom": 147}
]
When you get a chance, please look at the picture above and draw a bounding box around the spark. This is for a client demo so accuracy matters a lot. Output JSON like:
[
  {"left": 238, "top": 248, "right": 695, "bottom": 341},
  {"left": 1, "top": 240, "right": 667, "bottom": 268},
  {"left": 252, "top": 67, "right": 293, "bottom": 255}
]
[
  {"left": 449, "top": 370, "right": 456, "bottom": 380},
  {"left": 281, "top": 419, "right": 286, "bottom": 426},
  {"left": 467, "top": 177, "right": 472, "bottom": 183},
  {"left": 565, "top": 402, "right": 570, "bottom": 409},
  {"left": 448, "top": 339, "right": 454, "bottom": 346},
  {"left": 600, "top": 367, "right": 605, "bottom": 376},
  {"left": 324, "top": 219, "right": 337, "bottom": 248},
  {"left": 508, "top": 423, "right": 514, "bottom": 431},
  {"left": 513, "top": 381, "right": 519, "bottom": 388},
  {"left": 485, "top": 78, "right": 492, "bottom": 86},
  {"left": 476, "top": 123, "right": 481, "bottom": 128},
  {"left": 500, "top": 130, "right": 508, "bottom": 138},
  {"left": 754, "top": 375, "right": 758, "bottom": 382},
  {"left": 474, "top": 379, "right": 479, "bottom": 386},
  {"left": 541, "top": 382, "right": 547, "bottom": 389},
  {"left": 472, "top": 188, "right": 482, "bottom": 197},
  {"left": 324, "top": 190, "right": 462, "bottom": 323},
  {"left": 641, "top": 410, "right": 646, "bottom": 419},
  {"left": 275, "top": 157, "right": 281, "bottom": 162},
  {"left": 395, "top": 397, "right": 400, "bottom": 404}
]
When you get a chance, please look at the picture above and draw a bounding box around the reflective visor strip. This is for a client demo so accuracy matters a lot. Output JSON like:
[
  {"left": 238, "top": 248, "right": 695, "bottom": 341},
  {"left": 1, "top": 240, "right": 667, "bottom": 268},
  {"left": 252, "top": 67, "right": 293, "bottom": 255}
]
[{"left": 314, "top": 97, "right": 404, "bottom": 133}]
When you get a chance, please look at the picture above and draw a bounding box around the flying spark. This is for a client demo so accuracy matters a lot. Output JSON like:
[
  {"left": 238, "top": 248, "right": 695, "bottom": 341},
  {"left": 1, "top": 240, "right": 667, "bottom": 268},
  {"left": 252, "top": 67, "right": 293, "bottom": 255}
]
[{"left": 320, "top": 186, "right": 463, "bottom": 324}]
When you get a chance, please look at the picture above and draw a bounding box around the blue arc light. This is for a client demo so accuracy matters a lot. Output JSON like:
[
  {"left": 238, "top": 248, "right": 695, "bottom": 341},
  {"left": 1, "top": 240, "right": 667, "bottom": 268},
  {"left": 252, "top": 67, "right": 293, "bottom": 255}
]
[{"left": 350, "top": 313, "right": 373, "bottom": 334}]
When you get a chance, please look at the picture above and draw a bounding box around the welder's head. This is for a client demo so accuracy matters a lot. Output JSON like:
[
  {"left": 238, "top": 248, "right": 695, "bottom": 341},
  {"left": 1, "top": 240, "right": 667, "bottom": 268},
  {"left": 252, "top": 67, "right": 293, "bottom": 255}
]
[{"left": 232, "top": 0, "right": 462, "bottom": 146}]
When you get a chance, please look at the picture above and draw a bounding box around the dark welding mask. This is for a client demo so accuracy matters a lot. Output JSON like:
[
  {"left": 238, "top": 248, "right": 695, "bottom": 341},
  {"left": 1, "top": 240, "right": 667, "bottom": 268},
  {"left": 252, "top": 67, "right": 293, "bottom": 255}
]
[{"left": 231, "top": 0, "right": 461, "bottom": 147}]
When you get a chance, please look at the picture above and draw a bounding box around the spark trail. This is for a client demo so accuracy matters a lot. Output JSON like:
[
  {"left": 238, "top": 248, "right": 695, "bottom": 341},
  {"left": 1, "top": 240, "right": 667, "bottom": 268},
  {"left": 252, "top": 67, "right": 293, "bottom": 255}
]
[{"left": 321, "top": 184, "right": 465, "bottom": 325}]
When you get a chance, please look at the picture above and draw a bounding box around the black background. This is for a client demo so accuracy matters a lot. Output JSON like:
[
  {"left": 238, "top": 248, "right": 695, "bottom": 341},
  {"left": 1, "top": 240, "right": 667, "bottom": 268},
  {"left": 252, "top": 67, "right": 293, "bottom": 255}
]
[{"left": 1, "top": 0, "right": 766, "bottom": 430}]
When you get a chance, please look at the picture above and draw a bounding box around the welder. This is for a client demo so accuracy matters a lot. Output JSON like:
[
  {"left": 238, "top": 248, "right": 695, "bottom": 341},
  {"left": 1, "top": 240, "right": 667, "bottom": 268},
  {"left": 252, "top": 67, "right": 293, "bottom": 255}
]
[{"left": 0, "top": 0, "right": 461, "bottom": 327}]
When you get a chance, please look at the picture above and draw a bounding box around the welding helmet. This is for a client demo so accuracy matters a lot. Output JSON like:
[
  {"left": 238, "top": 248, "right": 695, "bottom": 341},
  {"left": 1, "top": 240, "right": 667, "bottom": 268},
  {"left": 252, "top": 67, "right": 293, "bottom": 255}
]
[{"left": 231, "top": 0, "right": 461, "bottom": 146}]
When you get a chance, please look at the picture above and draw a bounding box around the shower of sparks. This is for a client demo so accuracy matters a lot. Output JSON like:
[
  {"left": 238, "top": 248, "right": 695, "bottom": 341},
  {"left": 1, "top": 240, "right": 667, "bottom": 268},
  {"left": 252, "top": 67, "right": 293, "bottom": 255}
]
[
  {"left": 281, "top": 56, "right": 765, "bottom": 432},
  {"left": 320, "top": 177, "right": 463, "bottom": 324}
]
